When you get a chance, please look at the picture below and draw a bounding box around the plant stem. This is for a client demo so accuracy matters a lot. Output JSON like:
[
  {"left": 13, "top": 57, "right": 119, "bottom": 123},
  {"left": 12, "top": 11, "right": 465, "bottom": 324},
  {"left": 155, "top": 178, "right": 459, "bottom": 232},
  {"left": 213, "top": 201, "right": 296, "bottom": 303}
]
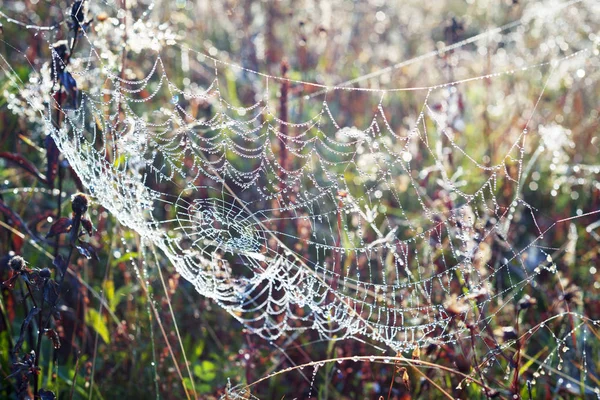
[
  {"left": 69, "top": 354, "right": 81, "bottom": 400},
  {"left": 511, "top": 311, "right": 522, "bottom": 399},
  {"left": 469, "top": 325, "right": 492, "bottom": 400},
  {"left": 53, "top": 164, "right": 63, "bottom": 258},
  {"left": 34, "top": 216, "right": 79, "bottom": 399},
  {"left": 386, "top": 362, "right": 398, "bottom": 400}
]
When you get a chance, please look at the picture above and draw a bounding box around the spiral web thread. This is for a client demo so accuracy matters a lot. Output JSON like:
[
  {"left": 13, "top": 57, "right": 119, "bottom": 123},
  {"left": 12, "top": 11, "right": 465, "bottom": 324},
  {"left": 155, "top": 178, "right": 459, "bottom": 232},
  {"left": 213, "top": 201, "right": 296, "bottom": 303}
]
[{"left": 2, "top": 0, "right": 600, "bottom": 393}]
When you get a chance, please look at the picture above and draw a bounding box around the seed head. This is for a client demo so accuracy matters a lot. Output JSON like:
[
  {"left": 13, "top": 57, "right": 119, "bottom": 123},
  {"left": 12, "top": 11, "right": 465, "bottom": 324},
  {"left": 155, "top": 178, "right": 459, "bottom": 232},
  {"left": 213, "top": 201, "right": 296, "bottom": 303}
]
[
  {"left": 517, "top": 294, "right": 537, "bottom": 311},
  {"left": 9, "top": 256, "right": 26, "bottom": 272},
  {"left": 71, "top": 193, "right": 89, "bottom": 215},
  {"left": 500, "top": 326, "right": 518, "bottom": 342}
]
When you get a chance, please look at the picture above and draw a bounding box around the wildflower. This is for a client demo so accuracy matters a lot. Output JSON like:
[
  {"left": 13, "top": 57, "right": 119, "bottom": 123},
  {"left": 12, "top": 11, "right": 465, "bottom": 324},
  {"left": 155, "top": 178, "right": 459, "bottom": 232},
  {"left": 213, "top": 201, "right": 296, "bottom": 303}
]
[{"left": 517, "top": 295, "right": 537, "bottom": 311}]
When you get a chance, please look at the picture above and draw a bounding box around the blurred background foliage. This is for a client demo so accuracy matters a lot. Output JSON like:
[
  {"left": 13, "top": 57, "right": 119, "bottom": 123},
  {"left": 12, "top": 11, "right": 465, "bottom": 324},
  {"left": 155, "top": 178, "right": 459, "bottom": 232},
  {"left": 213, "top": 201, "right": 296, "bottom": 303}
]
[{"left": 0, "top": 0, "right": 599, "bottom": 399}]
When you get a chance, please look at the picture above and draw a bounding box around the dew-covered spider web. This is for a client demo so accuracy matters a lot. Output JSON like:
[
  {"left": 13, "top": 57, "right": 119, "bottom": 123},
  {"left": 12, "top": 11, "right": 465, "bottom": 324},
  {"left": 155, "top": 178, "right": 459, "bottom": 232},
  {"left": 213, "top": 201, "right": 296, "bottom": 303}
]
[{"left": 2, "top": 0, "right": 600, "bottom": 396}]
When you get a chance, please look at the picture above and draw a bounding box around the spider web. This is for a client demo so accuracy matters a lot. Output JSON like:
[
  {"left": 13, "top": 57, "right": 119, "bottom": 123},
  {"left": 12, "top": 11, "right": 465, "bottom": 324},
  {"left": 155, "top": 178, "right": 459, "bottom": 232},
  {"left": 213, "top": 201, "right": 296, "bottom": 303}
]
[{"left": 2, "top": 0, "right": 600, "bottom": 395}]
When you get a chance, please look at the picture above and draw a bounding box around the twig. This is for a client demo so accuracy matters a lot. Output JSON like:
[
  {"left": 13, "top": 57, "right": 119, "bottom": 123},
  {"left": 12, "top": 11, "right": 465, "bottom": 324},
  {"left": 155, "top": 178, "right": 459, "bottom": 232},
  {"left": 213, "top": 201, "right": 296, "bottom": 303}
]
[
  {"left": 69, "top": 354, "right": 81, "bottom": 400},
  {"left": 410, "top": 365, "right": 454, "bottom": 400},
  {"left": 386, "top": 361, "right": 398, "bottom": 400}
]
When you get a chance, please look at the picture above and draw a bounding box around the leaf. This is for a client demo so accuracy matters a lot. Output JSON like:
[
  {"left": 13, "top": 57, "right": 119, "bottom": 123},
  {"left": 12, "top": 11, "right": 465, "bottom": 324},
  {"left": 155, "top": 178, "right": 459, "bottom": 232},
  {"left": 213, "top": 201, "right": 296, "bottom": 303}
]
[
  {"left": 412, "top": 344, "right": 420, "bottom": 360},
  {"left": 0, "top": 152, "right": 48, "bottom": 183},
  {"left": 76, "top": 240, "right": 98, "bottom": 260},
  {"left": 29, "top": 210, "right": 57, "bottom": 228},
  {"left": 183, "top": 378, "right": 212, "bottom": 394},
  {"left": 0, "top": 331, "right": 10, "bottom": 367},
  {"left": 53, "top": 255, "right": 68, "bottom": 277},
  {"left": 46, "top": 217, "right": 72, "bottom": 238},
  {"left": 68, "top": 165, "right": 85, "bottom": 192},
  {"left": 43, "top": 279, "right": 61, "bottom": 307},
  {"left": 0, "top": 199, "right": 39, "bottom": 239},
  {"left": 197, "top": 383, "right": 212, "bottom": 394},
  {"left": 44, "top": 329, "right": 61, "bottom": 349},
  {"left": 112, "top": 252, "right": 139, "bottom": 266},
  {"left": 18, "top": 134, "right": 42, "bottom": 150},
  {"left": 12, "top": 234, "right": 24, "bottom": 254},
  {"left": 2, "top": 273, "right": 19, "bottom": 290},
  {"left": 182, "top": 377, "right": 195, "bottom": 391},
  {"left": 45, "top": 135, "right": 60, "bottom": 185},
  {"left": 80, "top": 218, "right": 94, "bottom": 236},
  {"left": 20, "top": 269, "right": 40, "bottom": 288},
  {"left": 70, "top": 1, "right": 85, "bottom": 30},
  {"left": 60, "top": 71, "right": 79, "bottom": 109},
  {"left": 109, "top": 284, "right": 135, "bottom": 312},
  {"left": 193, "top": 360, "right": 217, "bottom": 382},
  {"left": 194, "top": 339, "right": 205, "bottom": 358},
  {"left": 85, "top": 308, "right": 110, "bottom": 344},
  {"left": 401, "top": 368, "right": 410, "bottom": 390},
  {"left": 103, "top": 280, "right": 115, "bottom": 310},
  {"left": 14, "top": 307, "right": 41, "bottom": 353}
]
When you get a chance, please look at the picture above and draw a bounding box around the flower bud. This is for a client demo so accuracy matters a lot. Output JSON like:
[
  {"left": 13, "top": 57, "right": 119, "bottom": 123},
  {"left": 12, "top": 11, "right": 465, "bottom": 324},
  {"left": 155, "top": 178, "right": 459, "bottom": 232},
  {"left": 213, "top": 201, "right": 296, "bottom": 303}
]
[
  {"left": 71, "top": 193, "right": 89, "bottom": 214},
  {"left": 39, "top": 268, "right": 51, "bottom": 279}
]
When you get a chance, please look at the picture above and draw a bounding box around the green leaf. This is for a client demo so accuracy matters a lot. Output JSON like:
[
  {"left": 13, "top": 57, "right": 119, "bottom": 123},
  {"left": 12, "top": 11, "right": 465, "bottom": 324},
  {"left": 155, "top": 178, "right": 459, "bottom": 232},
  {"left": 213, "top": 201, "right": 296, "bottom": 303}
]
[
  {"left": 110, "top": 284, "right": 136, "bottom": 312},
  {"left": 182, "top": 378, "right": 211, "bottom": 395},
  {"left": 194, "top": 339, "right": 205, "bottom": 358},
  {"left": 193, "top": 360, "right": 216, "bottom": 382},
  {"left": 85, "top": 309, "right": 110, "bottom": 343},
  {"left": 197, "top": 383, "right": 212, "bottom": 394},
  {"left": 112, "top": 153, "right": 127, "bottom": 169},
  {"left": 103, "top": 280, "right": 115, "bottom": 310},
  {"left": 111, "top": 252, "right": 139, "bottom": 266},
  {"left": 182, "top": 377, "right": 194, "bottom": 391},
  {"left": 0, "top": 330, "right": 10, "bottom": 367}
]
